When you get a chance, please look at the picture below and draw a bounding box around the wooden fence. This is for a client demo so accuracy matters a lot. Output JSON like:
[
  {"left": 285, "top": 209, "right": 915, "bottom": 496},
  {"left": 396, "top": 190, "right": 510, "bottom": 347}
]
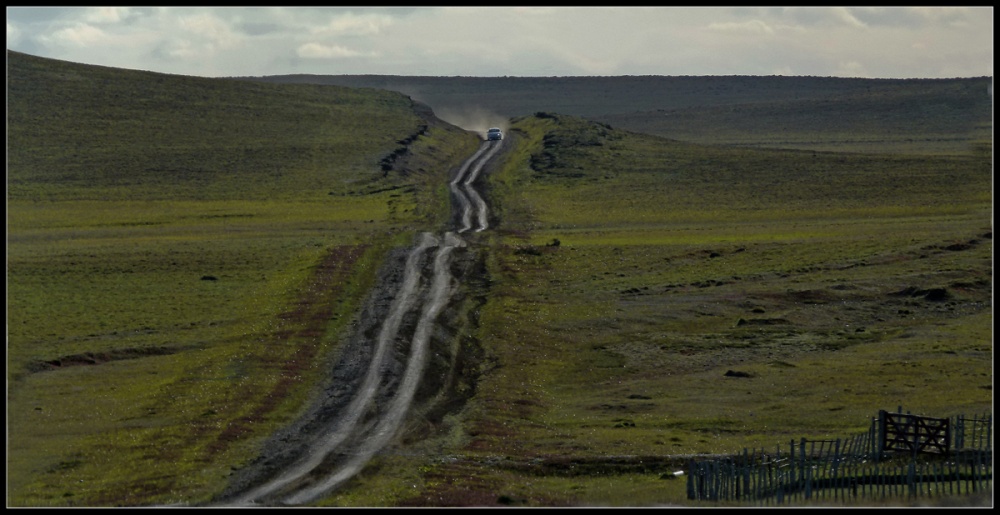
[
  {"left": 687, "top": 409, "right": 992, "bottom": 505},
  {"left": 953, "top": 411, "right": 993, "bottom": 453}
]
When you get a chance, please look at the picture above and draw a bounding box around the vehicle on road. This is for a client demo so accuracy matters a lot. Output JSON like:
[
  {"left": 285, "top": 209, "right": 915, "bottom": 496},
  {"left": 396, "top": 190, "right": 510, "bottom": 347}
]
[{"left": 487, "top": 127, "right": 503, "bottom": 141}]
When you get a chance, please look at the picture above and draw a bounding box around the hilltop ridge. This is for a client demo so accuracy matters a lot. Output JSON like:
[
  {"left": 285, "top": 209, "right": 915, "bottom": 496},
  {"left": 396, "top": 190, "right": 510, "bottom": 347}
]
[{"left": 245, "top": 73, "right": 992, "bottom": 155}]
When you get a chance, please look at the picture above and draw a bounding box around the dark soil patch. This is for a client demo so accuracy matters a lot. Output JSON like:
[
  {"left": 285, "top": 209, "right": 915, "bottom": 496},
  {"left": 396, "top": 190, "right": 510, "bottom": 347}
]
[
  {"left": 889, "top": 286, "right": 952, "bottom": 302},
  {"left": 735, "top": 318, "right": 790, "bottom": 326},
  {"left": 25, "top": 345, "right": 184, "bottom": 373}
]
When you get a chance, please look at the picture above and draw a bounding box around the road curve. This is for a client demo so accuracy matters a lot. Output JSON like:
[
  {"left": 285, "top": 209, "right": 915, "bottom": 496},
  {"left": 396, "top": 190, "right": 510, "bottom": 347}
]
[
  {"left": 451, "top": 139, "right": 502, "bottom": 233},
  {"left": 227, "top": 232, "right": 440, "bottom": 506}
]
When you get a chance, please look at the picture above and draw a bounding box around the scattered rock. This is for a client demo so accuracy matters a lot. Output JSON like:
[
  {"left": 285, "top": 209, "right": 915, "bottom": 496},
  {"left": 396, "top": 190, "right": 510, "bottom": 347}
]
[
  {"left": 922, "top": 288, "right": 950, "bottom": 301},
  {"left": 497, "top": 495, "right": 526, "bottom": 506}
]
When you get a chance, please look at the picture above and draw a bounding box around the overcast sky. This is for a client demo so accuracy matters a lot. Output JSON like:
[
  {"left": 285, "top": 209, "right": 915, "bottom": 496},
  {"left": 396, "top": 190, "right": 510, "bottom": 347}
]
[{"left": 6, "top": 6, "right": 994, "bottom": 79}]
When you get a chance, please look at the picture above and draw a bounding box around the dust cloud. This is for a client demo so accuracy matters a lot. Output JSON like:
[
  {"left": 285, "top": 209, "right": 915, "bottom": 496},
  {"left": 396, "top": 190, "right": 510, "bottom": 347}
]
[
  {"left": 392, "top": 83, "right": 507, "bottom": 138},
  {"left": 434, "top": 105, "right": 509, "bottom": 138}
]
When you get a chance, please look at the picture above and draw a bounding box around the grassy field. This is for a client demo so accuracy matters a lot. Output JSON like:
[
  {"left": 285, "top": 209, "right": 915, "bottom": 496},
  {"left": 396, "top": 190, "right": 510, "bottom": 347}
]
[
  {"left": 598, "top": 77, "right": 993, "bottom": 155},
  {"left": 6, "top": 50, "right": 478, "bottom": 506},
  {"left": 6, "top": 50, "right": 992, "bottom": 507},
  {"left": 360, "top": 113, "right": 991, "bottom": 507}
]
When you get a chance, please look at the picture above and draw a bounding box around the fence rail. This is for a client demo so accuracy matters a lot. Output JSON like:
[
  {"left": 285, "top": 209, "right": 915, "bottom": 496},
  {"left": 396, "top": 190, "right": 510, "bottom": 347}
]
[{"left": 687, "top": 409, "right": 993, "bottom": 505}]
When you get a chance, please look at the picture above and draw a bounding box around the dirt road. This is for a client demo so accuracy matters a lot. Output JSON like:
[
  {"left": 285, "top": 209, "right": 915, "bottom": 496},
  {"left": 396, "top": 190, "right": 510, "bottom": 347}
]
[
  {"left": 452, "top": 140, "right": 503, "bottom": 233},
  {"left": 214, "top": 138, "right": 504, "bottom": 506}
]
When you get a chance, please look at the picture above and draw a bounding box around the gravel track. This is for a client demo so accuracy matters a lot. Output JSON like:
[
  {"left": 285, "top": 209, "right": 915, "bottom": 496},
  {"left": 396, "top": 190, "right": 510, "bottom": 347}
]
[{"left": 213, "top": 138, "right": 504, "bottom": 506}]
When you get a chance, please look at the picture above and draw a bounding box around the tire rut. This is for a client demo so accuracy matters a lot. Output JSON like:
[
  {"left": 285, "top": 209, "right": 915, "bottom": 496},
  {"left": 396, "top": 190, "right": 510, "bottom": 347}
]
[{"left": 213, "top": 138, "right": 504, "bottom": 506}]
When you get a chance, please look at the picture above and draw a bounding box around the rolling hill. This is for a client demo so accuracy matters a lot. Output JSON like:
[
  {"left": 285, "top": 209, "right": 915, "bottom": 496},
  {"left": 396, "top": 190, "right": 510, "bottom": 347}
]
[
  {"left": 244, "top": 73, "right": 992, "bottom": 155},
  {"left": 6, "top": 49, "right": 478, "bottom": 506},
  {"left": 7, "top": 50, "right": 993, "bottom": 507}
]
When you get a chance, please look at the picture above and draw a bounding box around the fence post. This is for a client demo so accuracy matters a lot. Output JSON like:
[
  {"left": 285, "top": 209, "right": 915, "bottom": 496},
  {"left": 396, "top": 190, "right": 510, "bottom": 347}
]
[
  {"left": 873, "top": 416, "right": 879, "bottom": 460},
  {"left": 970, "top": 414, "right": 982, "bottom": 449},
  {"left": 955, "top": 414, "right": 964, "bottom": 450},
  {"left": 985, "top": 413, "right": 992, "bottom": 453},
  {"left": 789, "top": 439, "right": 795, "bottom": 488},
  {"left": 777, "top": 478, "right": 783, "bottom": 505},
  {"left": 834, "top": 438, "right": 842, "bottom": 502},
  {"left": 743, "top": 448, "right": 750, "bottom": 502},
  {"left": 686, "top": 460, "right": 695, "bottom": 500},
  {"left": 907, "top": 461, "right": 916, "bottom": 499},
  {"left": 716, "top": 459, "right": 723, "bottom": 501},
  {"left": 799, "top": 438, "right": 812, "bottom": 499},
  {"left": 950, "top": 457, "right": 956, "bottom": 496},
  {"left": 935, "top": 460, "right": 943, "bottom": 498},
  {"left": 834, "top": 438, "right": 841, "bottom": 472},
  {"left": 877, "top": 411, "right": 887, "bottom": 463},
  {"left": 971, "top": 450, "right": 979, "bottom": 494},
  {"left": 708, "top": 460, "right": 715, "bottom": 501},
  {"left": 944, "top": 415, "right": 951, "bottom": 458},
  {"left": 959, "top": 456, "right": 965, "bottom": 495},
  {"left": 879, "top": 462, "right": 885, "bottom": 498}
]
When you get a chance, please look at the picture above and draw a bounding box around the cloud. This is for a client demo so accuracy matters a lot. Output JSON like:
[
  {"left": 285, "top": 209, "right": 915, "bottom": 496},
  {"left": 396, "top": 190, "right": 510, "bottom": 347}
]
[
  {"left": 707, "top": 19, "right": 775, "bottom": 35},
  {"left": 176, "top": 13, "right": 243, "bottom": 50},
  {"left": 158, "top": 39, "right": 198, "bottom": 60},
  {"left": 510, "top": 7, "right": 561, "bottom": 16},
  {"left": 81, "top": 7, "right": 132, "bottom": 24},
  {"left": 313, "top": 12, "right": 393, "bottom": 36},
  {"left": 45, "top": 23, "right": 110, "bottom": 47},
  {"left": 297, "top": 42, "right": 376, "bottom": 59},
  {"left": 148, "top": 11, "right": 247, "bottom": 63},
  {"left": 831, "top": 8, "right": 867, "bottom": 29},
  {"left": 896, "top": 7, "right": 981, "bottom": 27},
  {"left": 794, "top": 7, "right": 988, "bottom": 31},
  {"left": 777, "top": 7, "right": 868, "bottom": 29},
  {"left": 837, "top": 60, "right": 868, "bottom": 77},
  {"left": 4, "top": 7, "right": 992, "bottom": 79},
  {"left": 236, "top": 21, "right": 287, "bottom": 37},
  {"left": 7, "top": 22, "right": 22, "bottom": 46}
]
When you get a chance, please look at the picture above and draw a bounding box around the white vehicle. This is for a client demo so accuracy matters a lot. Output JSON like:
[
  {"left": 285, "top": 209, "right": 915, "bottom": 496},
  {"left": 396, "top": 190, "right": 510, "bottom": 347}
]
[{"left": 486, "top": 127, "right": 503, "bottom": 141}]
